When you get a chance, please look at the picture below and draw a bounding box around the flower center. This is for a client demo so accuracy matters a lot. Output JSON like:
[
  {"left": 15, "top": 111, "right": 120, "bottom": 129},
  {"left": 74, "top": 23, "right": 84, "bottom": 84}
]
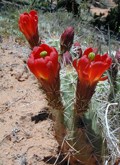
[
  {"left": 88, "top": 52, "right": 95, "bottom": 61},
  {"left": 40, "top": 51, "right": 47, "bottom": 57}
]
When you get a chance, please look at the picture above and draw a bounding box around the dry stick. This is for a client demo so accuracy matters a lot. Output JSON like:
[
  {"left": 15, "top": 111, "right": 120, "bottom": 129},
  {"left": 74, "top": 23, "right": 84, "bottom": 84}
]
[
  {"left": 105, "top": 103, "right": 119, "bottom": 153},
  {"left": 108, "top": 60, "right": 118, "bottom": 102}
]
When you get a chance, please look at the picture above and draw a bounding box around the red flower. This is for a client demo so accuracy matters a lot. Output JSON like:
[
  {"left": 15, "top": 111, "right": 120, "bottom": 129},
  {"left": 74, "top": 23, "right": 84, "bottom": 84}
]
[
  {"left": 73, "top": 47, "right": 112, "bottom": 85},
  {"left": 73, "top": 47, "right": 112, "bottom": 113},
  {"left": 18, "top": 10, "right": 40, "bottom": 48},
  {"left": 60, "top": 26, "right": 74, "bottom": 54},
  {"left": 27, "top": 44, "right": 60, "bottom": 83}
]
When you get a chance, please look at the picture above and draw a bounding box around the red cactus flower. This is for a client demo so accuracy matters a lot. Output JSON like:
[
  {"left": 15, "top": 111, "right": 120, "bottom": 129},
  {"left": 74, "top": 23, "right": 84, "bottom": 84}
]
[
  {"left": 73, "top": 47, "right": 112, "bottom": 113},
  {"left": 60, "top": 26, "right": 74, "bottom": 54},
  {"left": 27, "top": 44, "right": 60, "bottom": 83},
  {"left": 18, "top": 10, "right": 40, "bottom": 49},
  {"left": 73, "top": 47, "right": 112, "bottom": 85}
]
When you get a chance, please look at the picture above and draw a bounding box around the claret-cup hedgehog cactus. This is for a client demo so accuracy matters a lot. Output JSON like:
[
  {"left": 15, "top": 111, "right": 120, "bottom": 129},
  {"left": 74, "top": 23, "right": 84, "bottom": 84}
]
[{"left": 18, "top": 10, "right": 115, "bottom": 165}]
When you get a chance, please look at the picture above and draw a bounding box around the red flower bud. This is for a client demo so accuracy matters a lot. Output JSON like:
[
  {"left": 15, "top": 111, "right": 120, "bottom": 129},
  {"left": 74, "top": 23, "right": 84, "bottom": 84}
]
[
  {"left": 73, "top": 42, "right": 82, "bottom": 58},
  {"left": 115, "top": 49, "right": 120, "bottom": 63},
  {"left": 27, "top": 44, "right": 60, "bottom": 83},
  {"left": 18, "top": 10, "right": 40, "bottom": 49},
  {"left": 73, "top": 42, "right": 81, "bottom": 47},
  {"left": 62, "top": 51, "right": 73, "bottom": 66},
  {"left": 73, "top": 47, "right": 112, "bottom": 86},
  {"left": 60, "top": 26, "right": 74, "bottom": 54}
]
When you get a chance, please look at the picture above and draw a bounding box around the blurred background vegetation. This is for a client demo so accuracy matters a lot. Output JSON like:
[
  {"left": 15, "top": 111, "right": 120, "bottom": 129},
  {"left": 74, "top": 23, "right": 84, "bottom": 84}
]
[
  {"left": 0, "top": 0, "right": 120, "bottom": 43},
  {"left": 0, "top": 0, "right": 118, "bottom": 102}
]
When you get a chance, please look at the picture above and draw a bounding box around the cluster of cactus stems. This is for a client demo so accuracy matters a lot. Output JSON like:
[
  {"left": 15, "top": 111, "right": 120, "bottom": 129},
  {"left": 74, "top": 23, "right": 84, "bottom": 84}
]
[{"left": 18, "top": 10, "right": 120, "bottom": 165}]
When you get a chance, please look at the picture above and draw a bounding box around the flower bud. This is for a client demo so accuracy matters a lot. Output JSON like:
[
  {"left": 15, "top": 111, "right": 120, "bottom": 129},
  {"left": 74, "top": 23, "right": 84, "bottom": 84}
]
[
  {"left": 18, "top": 10, "right": 40, "bottom": 49},
  {"left": 62, "top": 51, "right": 72, "bottom": 66},
  {"left": 60, "top": 27, "right": 74, "bottom": 54},
  {"left": 73, "top": 42, "right": 82, "bottom": 58},
  {"left": 115, "top": 49, "right": 120, "bottom": 63}
]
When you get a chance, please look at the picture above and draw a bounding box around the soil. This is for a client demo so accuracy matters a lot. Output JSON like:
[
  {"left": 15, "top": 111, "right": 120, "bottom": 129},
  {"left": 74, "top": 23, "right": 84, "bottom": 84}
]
[
  {"left": 0, "top": 37, "right": 58, "bottom": 165},
  {"left": 90, "top": 0, "right": 117, "bottom": 16}
]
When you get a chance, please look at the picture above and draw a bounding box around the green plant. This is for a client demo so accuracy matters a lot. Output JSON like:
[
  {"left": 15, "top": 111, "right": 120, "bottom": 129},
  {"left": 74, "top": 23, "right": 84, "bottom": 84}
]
[{"left": 17, "top": 9, "right": 120, "bottom": 165}]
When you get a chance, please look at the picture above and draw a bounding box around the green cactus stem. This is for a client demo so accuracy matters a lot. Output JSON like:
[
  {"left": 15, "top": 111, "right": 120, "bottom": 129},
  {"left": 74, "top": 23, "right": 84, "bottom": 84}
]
[
  {"left": 60, "top": 66, "right": 105, "bottom": 165},
  {"left": 39, "top": 74, "right": 66, "bottom": 146}
]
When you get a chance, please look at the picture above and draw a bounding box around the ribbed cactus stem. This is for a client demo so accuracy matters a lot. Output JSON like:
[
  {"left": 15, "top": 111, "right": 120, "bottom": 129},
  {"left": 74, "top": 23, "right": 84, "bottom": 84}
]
[
  {"left": 69, "top": 111, "right": 103, "bottom": 164},
  {"left": 60, "top": 70, "right": 104, "bottom": 164},
  {"left": 60, "top": 66, "right": 76, "bottom": 135},
  {"left": 39, "top": 74, "right": 66, "bottom": 146},
  {"left": 69, "top": 79, "right": 104, "bottom": 164},
  {"left": 52, "top": 107, "right": 66, "bottom": 146}
]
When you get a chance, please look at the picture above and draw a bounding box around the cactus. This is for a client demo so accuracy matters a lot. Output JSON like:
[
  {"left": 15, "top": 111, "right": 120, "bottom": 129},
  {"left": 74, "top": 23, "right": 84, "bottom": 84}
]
[
  {"left": 18, "top": 11, "right": 118, "bottom": 165},
  {"left": 60, "top": 65, "right": 104, "bottom": 164}
]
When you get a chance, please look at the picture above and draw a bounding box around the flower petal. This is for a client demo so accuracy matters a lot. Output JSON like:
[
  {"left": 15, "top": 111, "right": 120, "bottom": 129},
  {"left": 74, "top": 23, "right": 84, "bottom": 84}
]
[
  {"left": 73, "top": 47, "right": 112, "bottom": 86},
  {"left": 27, "top": 43, "right": 60, "bottom": 82},
  {"left": 83, "top": 47, "right": 93, "bottom": 56}
]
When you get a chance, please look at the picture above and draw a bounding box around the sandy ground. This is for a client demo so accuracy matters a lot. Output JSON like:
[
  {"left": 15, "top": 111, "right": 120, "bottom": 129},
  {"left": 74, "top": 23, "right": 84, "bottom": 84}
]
[
  {"left": 0, "top": 37, "right": 58, "bottom": 165},
  {"left": 90, "top": 0, "right": 117, "bottom": 16}
]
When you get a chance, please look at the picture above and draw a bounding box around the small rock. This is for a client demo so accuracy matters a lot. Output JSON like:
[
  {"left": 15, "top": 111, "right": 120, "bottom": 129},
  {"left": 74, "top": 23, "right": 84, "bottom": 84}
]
[
  {"left": 22, "top": 57, "right": 27, "bottom": 64},
  {"left": 0, "top": 118, "right": 5, "bottom": 123},
  {"left": 0, "top": 74, "right": 3, "bottom": 78},
  {"left": 6, "top": 135, "right": 12, "bottom": 141},
  {"left": 9, "top": 51, "right": 13, "bottom": 54},
  {"left": 9, "top": 115, "right": 13, "bottom": 119},
  {"left": 10, "top": 67, "right": 13, "bottom": 72},
  {"left": 20, "top": 116, "right": 26, "bottom": 120}
]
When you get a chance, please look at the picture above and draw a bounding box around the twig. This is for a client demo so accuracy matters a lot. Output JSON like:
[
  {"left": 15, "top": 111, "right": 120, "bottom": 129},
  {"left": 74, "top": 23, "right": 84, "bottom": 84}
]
[{"left": 105, "top": 103, "right": 120, "bottom": 155}]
